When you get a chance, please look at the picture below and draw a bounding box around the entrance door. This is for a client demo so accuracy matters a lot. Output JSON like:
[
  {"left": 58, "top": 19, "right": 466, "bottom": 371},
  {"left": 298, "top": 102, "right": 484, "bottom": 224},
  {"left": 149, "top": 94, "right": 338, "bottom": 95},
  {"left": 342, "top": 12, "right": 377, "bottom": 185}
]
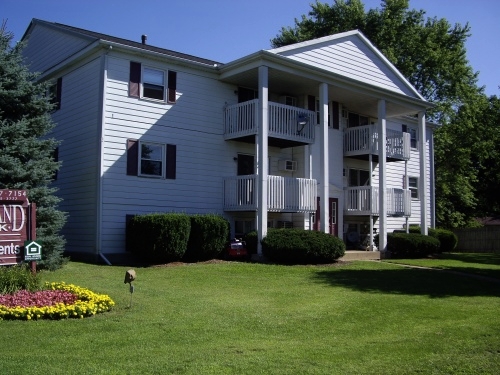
[{"left": 313, "top": 197, "right": 338, "bottom": 236}]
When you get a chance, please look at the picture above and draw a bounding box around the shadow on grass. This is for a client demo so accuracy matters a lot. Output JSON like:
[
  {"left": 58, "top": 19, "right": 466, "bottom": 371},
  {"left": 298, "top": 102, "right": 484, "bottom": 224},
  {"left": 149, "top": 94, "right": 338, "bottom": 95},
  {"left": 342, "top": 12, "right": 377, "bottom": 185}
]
[
  {"left": 437, "top": 252, "right": 500, "bottom": 265},
  {"left": 312, "top": 266, "right": 500, "bottom": 298}
]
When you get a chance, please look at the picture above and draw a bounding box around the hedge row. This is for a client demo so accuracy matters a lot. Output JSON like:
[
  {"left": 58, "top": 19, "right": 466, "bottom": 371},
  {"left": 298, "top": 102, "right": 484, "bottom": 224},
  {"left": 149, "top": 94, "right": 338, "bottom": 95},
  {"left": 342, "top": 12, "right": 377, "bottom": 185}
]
[
  {"left": 405, "top": 226, "right": 458, "bottom": 253},
  {"left": 261, "top": 228, "right": 345, "bottom": 264},
  {"left": 126, "top": 213, "right": 229, "bottom": 263},
  {"left": 386, "top": 233, "right": 440, "bottom": 258}
]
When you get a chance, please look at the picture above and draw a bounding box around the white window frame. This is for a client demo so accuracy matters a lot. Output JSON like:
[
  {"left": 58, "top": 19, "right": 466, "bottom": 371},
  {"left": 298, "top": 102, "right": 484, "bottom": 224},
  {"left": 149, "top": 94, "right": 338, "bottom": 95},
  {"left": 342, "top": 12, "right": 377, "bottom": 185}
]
[
  {"left": 138, "top": 141, "right": 165, "bottom": 178},
  {"left": 408, "top": 176, "right": 419, "bottom": 200},
  {"left": 405, "top": 126, "right": 418, "bottom": 149},
  {"left": 142, "top": 66, "right": 165, "bottom": 101}
]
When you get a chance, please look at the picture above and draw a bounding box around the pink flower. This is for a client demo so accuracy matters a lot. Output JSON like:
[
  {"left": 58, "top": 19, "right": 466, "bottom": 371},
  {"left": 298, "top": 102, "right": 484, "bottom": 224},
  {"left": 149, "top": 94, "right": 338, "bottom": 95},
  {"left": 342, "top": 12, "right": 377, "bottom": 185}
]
[{"left": 0, "top": 290, "right": 78, "bottom": 308}]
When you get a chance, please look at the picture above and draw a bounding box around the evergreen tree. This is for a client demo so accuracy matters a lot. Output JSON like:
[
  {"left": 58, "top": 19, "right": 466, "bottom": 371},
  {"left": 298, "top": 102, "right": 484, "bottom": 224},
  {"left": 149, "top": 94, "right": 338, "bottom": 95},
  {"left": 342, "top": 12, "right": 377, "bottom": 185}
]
[{"left": 0, "top": 22, "right": 66, "bottom": 270}]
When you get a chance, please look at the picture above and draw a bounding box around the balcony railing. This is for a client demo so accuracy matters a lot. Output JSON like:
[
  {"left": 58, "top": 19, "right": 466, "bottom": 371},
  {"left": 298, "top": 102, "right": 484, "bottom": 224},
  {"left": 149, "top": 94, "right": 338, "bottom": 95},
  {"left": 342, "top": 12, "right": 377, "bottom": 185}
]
[
  {"left": 344, "top": 125, "right": 410, "bottom": 160},
  {"left": 344, "top": 187, "right": 411, "bottom": 217},
  {"left": 224, "top": 100, "right": 316, "bottom": 144},
  {"left": 223, "top": 174, "right": 317, "bottom": 213}
]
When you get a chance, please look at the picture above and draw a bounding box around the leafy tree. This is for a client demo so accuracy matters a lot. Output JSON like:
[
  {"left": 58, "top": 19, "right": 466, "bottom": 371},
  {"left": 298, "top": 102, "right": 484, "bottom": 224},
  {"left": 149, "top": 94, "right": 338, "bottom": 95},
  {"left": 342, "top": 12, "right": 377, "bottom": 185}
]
[
  {"left": 271, "top": 0, "right": 495, "bottom": 228},
  {"left": 0, "top": 22, "right": 66, "bottom": 270},
  {"left": 271, "top": 0, "right": 477, "bottom": 122}
]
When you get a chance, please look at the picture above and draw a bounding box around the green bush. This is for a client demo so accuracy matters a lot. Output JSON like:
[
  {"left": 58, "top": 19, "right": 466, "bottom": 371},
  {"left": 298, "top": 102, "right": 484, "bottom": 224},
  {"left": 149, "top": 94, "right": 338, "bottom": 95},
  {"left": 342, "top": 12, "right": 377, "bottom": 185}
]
[
  {"left": 127, "top": 213, "right": 190, "bottom": 263},
  {"left": 433, "top": 228, "right": 458, "bottom": 253},
  {"left": 387, "top": 233, "right": 440, "bottom": 258},
  {"left": 404, "top": 226, "right": 458, "bottom": 253},
  {"left": 185, "top": 214, "right": 230, "bottom": 261},
  {"left": 0, "top": 264, "right": 41, "bottom": 294},
  {"left": 262, "top": 229, "right": 345, "bottom": 264}
]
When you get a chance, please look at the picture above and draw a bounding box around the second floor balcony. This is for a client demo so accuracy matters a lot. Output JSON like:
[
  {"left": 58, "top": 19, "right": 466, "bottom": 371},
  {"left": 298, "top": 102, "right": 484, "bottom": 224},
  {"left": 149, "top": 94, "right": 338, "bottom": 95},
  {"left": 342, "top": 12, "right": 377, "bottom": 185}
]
[
  {"left": 224, "top": 100, "right": 316, "bottom": 148},
  {"left": 344, "top": 125, "right": 411, "bottom": 162},
  {"left": 223, "top": 174, "right": 317, "bottom": 213},
  {"left": 344, "top": 186, "right": 411, "bottom": 217}
]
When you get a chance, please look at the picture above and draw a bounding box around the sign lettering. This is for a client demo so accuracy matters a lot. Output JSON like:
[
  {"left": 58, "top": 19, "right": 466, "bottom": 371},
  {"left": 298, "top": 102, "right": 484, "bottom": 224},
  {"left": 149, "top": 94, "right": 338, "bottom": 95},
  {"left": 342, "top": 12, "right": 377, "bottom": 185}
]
[{"left": 0, "top": 190, "right": 33, "bottom": 266}]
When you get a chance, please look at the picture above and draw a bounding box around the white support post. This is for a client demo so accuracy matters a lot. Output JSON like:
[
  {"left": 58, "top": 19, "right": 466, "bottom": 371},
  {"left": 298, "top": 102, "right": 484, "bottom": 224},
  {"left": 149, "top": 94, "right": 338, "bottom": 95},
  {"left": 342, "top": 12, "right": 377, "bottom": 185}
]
[
  {"left": 378, "top": 99, "right": 387, "bottom": 251},
  {"left": 319, "top": 83, "right": 329, "bottom": 233},
  {"left": 257, "top": 66, "right": 269, "bottom": 256},
  {"left": 418, "top": 111, "right": 428, "bottom": 235},
  {"left": 304, "top": 144, "right": 313, "bottom": 230}
]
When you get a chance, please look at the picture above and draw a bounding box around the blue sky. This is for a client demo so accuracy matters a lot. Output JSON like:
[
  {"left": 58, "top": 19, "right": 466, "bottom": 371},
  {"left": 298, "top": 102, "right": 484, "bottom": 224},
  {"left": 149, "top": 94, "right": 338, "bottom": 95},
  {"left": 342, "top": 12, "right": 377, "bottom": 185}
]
[{"left": 3, "top": 0, "right": 499, "bottom": 96}]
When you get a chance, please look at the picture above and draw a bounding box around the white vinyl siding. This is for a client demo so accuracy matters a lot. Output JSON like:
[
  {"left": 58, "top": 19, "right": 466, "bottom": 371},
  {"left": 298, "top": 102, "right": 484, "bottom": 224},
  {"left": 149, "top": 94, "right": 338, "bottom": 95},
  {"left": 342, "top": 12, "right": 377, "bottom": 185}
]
[
  {"left": 23, "top": 23, "right": 92, "bottom": 74},
  {"left": 49, "top": 57, "right": 102, "bottom": 253},
  {"left": 101, "top": 55, "right": 238, "bottom": 253},
  {"left": 272, "top": 35, "right": 416, "bottom": 97}
]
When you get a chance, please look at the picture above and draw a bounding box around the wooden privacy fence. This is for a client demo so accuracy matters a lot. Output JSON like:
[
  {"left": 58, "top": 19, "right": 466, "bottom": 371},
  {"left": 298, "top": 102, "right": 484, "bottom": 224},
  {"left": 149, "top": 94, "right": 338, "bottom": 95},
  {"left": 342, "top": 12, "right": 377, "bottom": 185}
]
[{"left": 453, "top": 226, "right": 500, "bottom": 253}]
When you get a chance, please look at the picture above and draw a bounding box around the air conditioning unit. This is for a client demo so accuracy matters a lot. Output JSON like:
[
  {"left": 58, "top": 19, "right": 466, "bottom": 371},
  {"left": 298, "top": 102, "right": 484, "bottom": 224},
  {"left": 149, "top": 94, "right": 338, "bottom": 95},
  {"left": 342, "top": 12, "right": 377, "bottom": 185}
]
[{"left": 278, "top": 160, "right": 297, "bottom": 172}]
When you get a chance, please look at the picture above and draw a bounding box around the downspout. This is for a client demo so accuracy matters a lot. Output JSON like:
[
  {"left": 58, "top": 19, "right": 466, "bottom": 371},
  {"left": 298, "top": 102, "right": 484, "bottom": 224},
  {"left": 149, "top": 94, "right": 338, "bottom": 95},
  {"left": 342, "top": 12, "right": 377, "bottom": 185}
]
[{"left": 96, "top": 47, "right": 112, "bottom": 265}]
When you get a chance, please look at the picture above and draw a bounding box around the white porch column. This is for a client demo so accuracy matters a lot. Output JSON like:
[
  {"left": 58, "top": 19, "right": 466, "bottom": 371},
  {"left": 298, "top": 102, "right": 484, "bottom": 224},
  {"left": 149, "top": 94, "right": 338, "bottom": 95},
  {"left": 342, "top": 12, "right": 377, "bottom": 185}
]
[
  {"left": 418, "top": 111, "right": 428, "bottom": 235},
  {"left": 378, "top": 99, "right": 387, "bottom": 251},
  {"left": 305, "top": 144, "right": 313, "bottom": 230},
  {"left": 257, "top": 66, "right": 269, "bottom": 256},
  {"left": 319, "top": 83, "right": 329, "bottom": 233}
]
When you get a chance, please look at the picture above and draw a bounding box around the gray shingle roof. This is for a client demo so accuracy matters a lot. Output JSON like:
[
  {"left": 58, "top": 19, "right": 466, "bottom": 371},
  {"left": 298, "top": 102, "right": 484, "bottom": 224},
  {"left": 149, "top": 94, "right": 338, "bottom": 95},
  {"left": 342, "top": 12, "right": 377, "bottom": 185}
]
[{"left": 34, "top": 19, "right": 222, "bottom": 67}]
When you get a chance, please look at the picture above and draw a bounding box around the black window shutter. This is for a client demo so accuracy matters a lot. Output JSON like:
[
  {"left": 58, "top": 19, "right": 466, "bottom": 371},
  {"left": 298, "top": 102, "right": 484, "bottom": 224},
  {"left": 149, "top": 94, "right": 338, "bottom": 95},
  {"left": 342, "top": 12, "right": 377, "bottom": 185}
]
[
  {"left": 127, "top": 139, "right": 138, "bottom": 176},
  {"left": 166, "top": 144, "right": 176, "bottom": 179},
  {"left": 56, "top": 77, "right": 62, "bottom": 109},
  {"left": 129, "top": 62, "right": 141, "bottom": 98},
  {"left": 168, "top": 71, "right": 177, "bottom": 103},
  {"left": 331, "top": 101, "right": 339, "bottom": 129}
]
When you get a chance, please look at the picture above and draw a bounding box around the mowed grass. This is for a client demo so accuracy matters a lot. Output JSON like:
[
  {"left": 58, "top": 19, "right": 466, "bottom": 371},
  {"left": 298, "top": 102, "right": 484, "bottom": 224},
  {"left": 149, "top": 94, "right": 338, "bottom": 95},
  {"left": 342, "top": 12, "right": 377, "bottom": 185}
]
[
  {"left": 384, "top": 252, "right": 500, "bottom": 280},
  {"left": 1, "top": 256, "right": 500, "bottom": 375}
]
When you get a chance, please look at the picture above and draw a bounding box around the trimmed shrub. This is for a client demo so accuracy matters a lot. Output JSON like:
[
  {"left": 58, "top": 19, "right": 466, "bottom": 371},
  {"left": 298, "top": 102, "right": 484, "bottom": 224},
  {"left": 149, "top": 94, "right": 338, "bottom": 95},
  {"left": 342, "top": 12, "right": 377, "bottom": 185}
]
[
  {"left": 405, "top": 226, "right": 458, "bottom": 253},
  {"left": 433, "top": 228, "right": 458, "bottom": 253},
  {"left": 262, "top": 229, "right": 345, "bottom": 264},
  {"left": 0, "top": 264, "right": 41, "bottom": 294},
  {"left": 185, "top": 214, "right": 230, "bottom": 261},
  {"left": 387, "top": 233, "right": 440, "bottom": 258},
  {"left": 127, "top": 213, "right": 190, "bottom": 263}
]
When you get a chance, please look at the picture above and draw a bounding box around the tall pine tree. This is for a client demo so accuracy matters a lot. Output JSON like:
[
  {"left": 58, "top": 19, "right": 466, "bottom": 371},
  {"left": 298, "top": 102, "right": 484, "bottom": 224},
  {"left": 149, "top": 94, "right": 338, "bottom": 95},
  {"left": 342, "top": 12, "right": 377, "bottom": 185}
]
[{"left": 0, "top": 22, "right": 66, "bottom": 270}]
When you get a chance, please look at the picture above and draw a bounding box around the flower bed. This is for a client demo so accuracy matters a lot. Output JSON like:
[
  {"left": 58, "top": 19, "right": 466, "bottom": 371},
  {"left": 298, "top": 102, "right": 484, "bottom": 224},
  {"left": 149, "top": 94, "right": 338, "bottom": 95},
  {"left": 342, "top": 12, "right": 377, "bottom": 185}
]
[{"left": 0, "top": 282, "right": 115, "bottom": 320}]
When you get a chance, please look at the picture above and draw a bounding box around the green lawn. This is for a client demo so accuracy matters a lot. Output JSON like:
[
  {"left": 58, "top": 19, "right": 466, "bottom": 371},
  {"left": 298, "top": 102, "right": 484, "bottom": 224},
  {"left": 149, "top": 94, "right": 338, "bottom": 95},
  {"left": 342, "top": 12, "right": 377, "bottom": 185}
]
[
  {"left": 2, "top": 256, "right": 500, "bottom": 374},
  {"left": 384, "top": 252, "right": 500, "bottom": 280}
]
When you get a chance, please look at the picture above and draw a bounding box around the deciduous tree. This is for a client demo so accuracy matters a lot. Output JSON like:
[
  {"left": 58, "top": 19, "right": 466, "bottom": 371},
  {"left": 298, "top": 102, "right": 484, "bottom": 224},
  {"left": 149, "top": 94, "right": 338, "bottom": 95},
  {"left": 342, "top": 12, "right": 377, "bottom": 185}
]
[{"left": 272, "top": 0, "right": 495, "bottom": 228}]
